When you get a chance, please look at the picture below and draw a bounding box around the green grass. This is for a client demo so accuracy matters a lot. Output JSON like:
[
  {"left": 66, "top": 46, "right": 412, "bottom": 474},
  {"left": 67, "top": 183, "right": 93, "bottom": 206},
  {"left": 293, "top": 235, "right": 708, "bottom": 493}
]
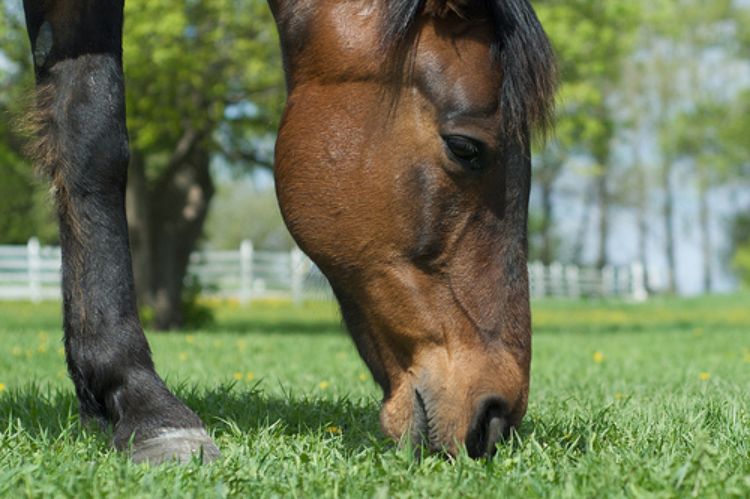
[{"left": 0, "top": 296, "right": 749, "bottom": 497}]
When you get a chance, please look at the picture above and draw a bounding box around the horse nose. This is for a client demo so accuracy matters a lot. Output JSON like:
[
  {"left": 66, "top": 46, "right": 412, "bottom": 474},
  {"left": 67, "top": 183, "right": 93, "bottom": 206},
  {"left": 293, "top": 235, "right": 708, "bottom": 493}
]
[{"left": 465, "top": 396, "right": 509, "bottom": 459}]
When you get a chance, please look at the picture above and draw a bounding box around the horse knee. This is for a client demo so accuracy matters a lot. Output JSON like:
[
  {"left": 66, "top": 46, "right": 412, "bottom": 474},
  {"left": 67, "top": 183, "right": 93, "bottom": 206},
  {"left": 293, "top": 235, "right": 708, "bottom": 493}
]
[{"left": 25, "top": 54, "right": 130, "bottom": 198}]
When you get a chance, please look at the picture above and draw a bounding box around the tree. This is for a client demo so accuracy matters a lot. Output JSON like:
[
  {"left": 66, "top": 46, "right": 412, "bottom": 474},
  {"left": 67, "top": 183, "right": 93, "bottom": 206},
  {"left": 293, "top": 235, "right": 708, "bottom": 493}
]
[
  {"left": 643, "top": 0, "right": 741, "bottom": 293},
  {"left": 534, "top": 1, "right": 641, "bottom": 267},
  {"left": 723, "top": 89, "right": 750, "bottom": 286},
  {"left": 121, "top": 0, "right": 284, "bottom": 329},
  {"left": 672, "top": 102, "right": 731, "bottom": 293},
  {"left": 529, "top": 143, "right": 563, "bottom": 264}
]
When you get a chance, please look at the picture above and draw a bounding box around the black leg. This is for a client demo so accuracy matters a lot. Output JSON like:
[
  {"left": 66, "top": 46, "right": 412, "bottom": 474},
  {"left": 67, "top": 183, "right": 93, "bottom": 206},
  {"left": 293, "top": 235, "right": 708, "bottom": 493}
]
[{"left": 22, "top": 0, "right": 219, "bottom": 463}]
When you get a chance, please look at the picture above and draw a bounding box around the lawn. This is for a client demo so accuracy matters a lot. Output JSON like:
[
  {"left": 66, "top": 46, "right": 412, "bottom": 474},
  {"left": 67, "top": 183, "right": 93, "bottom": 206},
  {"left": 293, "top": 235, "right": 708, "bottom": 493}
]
[{"left": 0, "top": 295, "right": 748, "bottom": 497}]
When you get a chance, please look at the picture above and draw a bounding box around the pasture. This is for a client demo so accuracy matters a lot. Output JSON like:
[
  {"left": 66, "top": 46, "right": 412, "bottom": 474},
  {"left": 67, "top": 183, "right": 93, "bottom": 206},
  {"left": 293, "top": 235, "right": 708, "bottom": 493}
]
[{"left": 0, "top": 296, "right": 748, "bottom": 497}]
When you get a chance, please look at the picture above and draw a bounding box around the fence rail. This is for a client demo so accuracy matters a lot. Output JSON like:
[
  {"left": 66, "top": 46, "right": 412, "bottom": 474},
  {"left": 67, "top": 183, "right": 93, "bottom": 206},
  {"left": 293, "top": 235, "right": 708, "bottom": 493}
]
[{"left": 0, "top": 239, "right": 648, "bottom": 303}]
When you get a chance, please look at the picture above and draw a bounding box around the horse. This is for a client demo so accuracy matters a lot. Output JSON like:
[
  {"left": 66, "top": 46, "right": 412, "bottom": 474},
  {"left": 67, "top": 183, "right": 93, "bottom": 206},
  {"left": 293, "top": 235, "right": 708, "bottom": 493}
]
[{"left": 19, "top": 0, "right": 556, "bottom": 463}]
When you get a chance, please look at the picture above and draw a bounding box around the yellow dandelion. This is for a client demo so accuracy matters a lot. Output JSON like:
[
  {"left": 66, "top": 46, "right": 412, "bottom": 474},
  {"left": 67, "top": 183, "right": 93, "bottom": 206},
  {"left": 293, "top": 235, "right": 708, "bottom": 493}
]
[
  {"left": 699, "top": 372, "right": 711, "bottom": 381},
  {"left": 593, "top": 351, "right": 605, "bottom": 363},
  {"left": 0, "top": 383, "right": 5, "bottom": 392},
  {"left": 37, "top": 331, "right": 49, "bottom": 341},
  {"left": 319, "top": 381, "right": 330, "bottom": 390},
  {"left": 358, "top": 372, "right": 368, "bottom": 382},
  {"left": 325, "top": 425, "right": 342, "bottom": 434},
  {"left": 614, "top": 392, "right": 624, "bottom": 400},
  {"left": 24, "top": 349, "right": 34, "bottom": 359},
  {"left": 57, "top": 347, "right": 65, "bottom": 357},
  {"left": 743, "top": 349, "right": 750, "bottom": 363},
  {"left": 37, "top": 344, "right": 48, "bottom": 353},
  {"left": 246, "top": 372, "right": 254, "bottom": 381},
  {"left": 11, "top": 347, "right": 21, "bottom": 357},
  {"left": 233, "top": 372, "right": 244, "bottom": 381},
  {"left": 186, "top": 335, "right": 195, "bottom": 344},
  {"left": 179, "top": 352, "right": 189, "bottom": 362},
  {"left": 57, "top": 370, "right": 66, "bottom": 379}
]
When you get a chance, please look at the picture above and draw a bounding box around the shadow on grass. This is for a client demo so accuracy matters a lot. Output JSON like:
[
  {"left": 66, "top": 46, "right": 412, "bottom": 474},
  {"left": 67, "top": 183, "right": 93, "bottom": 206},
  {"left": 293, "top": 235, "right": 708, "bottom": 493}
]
[
  {"left": 533, "top": 321, "right": 700, "bottom": 335},
  {"left": 197, "top": 319, "right": 347, "bottom": 336},
  {"left": 183, "top": 384, "right": 383, "bottom": 452},
  {"left": 0, "top": 383, "right": 619, "bottom": 460},
  {"left": 0, "top": 382, "right": 383, "bottom": 453}
]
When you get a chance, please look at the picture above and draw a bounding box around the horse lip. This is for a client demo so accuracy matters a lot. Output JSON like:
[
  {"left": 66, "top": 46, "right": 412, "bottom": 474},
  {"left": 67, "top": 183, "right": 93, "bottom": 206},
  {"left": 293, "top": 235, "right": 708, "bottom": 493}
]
[{"left": 412, "top": 389, "right": 433, "bottom": 452}]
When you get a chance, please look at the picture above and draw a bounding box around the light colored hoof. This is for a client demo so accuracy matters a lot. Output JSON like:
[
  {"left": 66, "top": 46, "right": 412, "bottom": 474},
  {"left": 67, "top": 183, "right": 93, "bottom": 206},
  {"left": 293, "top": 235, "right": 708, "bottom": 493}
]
[{"left": 130, "top": 428, "right": 221, "bottom": 465}]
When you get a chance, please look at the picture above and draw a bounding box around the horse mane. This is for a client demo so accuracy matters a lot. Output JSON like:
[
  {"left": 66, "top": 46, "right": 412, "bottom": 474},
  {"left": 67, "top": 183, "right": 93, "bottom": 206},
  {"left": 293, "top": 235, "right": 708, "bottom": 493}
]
[{"left": 382, "top": 0, "right": 557, "bottom": 141}]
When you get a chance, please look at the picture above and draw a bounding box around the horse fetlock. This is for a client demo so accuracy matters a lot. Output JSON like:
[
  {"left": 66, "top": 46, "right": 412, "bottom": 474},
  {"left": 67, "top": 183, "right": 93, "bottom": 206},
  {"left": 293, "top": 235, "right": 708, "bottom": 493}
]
[
  {"left": 108, "top": 369, "right": 208, "bottom": 450},
  {"left": 66, "top": 343, "right": 208, "bottom": 453}
]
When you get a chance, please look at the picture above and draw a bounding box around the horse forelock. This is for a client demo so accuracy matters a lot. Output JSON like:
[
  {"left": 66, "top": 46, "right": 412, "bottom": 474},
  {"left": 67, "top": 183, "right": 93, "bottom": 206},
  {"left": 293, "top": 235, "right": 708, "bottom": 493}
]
[
  {"left": 422, "top": 0, "right": 474, "bottom": 18},
  {"left": 381, "top": 0, "right": 558, "bottom": 141}
]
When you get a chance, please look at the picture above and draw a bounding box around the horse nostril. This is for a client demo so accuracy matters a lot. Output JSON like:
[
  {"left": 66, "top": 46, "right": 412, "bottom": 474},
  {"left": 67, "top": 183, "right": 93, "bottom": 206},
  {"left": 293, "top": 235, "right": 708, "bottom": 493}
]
[{"left": 465, "top": 396, "right": 509, "bottom": 459}]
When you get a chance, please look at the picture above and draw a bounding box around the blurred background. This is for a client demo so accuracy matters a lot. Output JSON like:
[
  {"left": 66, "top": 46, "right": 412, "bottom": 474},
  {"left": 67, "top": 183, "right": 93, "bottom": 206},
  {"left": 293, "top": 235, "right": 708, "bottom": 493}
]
[{"left": 0, "top": 0, "right": 748, "bottom": 329}]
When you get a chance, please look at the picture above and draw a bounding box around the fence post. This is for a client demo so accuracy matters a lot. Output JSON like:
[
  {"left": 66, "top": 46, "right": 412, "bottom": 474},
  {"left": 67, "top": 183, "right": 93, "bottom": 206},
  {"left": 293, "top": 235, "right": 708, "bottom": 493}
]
[
  {"left": 529, "top": 262, "right": 545, "bottom": 298},
  {"left": 549, "top": 262, "right": 564, "bottom": 297},
  {"left": 27, "top": 237, "right": 41, "bottom": 303},
  {"left": 631, "top": 262, "right": 648, "bottom": 302},
  {"left": 602, "top": 265, "right": 615, "bottom": 297},
  {"left": 565, "top": 265, "right": 581, "bottom": 298},
  {"left": 290, "top": 247, "right": 305, "bottom": 305},
  {"left": 239, "top": 240, "right": 254, "bottom": 304}
]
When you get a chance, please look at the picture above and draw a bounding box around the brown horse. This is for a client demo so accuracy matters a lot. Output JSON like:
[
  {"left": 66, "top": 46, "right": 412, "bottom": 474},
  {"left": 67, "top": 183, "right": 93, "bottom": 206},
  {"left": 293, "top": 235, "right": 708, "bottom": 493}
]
[{"left": 20, "top": 0, "right": 555, "bottom": 463}]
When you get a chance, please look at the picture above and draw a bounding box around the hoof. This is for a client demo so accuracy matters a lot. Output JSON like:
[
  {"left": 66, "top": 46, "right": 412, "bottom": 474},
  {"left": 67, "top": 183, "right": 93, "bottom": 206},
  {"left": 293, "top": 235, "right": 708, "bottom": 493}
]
[{"left": 129, "top": 428, "right": 221, "bottom": 464}]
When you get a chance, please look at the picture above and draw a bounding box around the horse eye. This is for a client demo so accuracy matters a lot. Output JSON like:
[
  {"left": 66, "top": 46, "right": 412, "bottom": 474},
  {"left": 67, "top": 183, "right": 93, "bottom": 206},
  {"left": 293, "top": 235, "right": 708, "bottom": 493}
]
[{"left": 443, "top": 135, "right": 484, "bottom": 169}]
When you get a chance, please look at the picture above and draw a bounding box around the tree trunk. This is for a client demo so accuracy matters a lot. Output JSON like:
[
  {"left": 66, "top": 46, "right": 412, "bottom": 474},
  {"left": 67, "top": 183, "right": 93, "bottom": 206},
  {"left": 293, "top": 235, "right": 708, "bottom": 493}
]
[
  {"left": 127, "top": 142, "right": 214, "bottom": 330},
  {"left": 661, "top": 158, "right": 677, "bottom": 294},
  {"left": 534, "top": 148, "right": 563, "bottom": 265},
  {"left": 148, "top": 148, "right": 214, "bottom": 330},
  {"left": 573, "top": 183, "right": 595, "bottom": 266},
  {"left": 595, "top": 168, "right": 609, "bottom": 270},
  {"left": 126, "top": 151, "right": 153, "bottom": 307},
  {"left": 540, "top": 180, "right": 554, "bottom": 265},
  {"left": 698, "top": 165, "right": 713, "bottom": 294},
  {"left": 634, "top": 165, "right": 651, "bottom": 293}
]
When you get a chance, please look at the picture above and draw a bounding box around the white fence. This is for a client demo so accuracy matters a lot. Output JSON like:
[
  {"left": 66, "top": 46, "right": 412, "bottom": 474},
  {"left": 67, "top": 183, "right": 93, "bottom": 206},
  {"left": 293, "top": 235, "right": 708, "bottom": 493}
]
[
  {"left": 187, "top": 241, "right": 333, "bottom": 303},
  {"left": 528, "top": 261, "right": 647, "bottom": 301},
  {"left": 0, "top": 239, "right": 63, "bottom": 302},
  {"left": 0, "top": 238, "right": 648, "bottom": 303}
]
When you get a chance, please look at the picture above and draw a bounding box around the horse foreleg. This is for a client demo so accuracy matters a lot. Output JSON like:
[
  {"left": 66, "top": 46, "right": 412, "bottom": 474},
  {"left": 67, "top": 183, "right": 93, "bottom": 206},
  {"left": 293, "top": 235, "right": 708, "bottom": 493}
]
[{"left": 21, "top": 0, "right": 219, "bottom": 463}]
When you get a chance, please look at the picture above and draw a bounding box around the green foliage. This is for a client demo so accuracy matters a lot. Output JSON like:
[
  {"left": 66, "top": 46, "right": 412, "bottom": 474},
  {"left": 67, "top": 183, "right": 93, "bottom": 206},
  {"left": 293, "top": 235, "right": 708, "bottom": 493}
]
[
  {"left": 733, "top": 245, "right": 750, "bottom": 288},
  {"left": 535, "top": 1, "right": 642, "bottom": 157},
  {"left": 180, "top": 274, "right": 217, "bottom": 330},
  {"left": 122, "top": 0, "right": 284, "bottom": 176},
  {"left": 527, "top": 207, "right": 561, "bottom": 262},
  {"left": 0, "top": 3, "right": 57, "bottom": 244},
  {"left": 139, "top": 274, "right": 216, "bottom": 330},
  {"left": 1, "top": 297, "right": 749, "bottom": 496},
  {"left": 0, "top": 148, "right": 35, "bottom": 243},
  {"left": 722, "top": 89, "right": 750, "bottom": 178}
]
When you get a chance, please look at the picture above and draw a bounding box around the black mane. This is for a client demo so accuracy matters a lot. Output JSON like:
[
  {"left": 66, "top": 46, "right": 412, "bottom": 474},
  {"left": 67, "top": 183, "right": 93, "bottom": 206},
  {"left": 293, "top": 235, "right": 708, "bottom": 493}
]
[{"left": 382, "top": 0, "right": 557, "bottom": 141}]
